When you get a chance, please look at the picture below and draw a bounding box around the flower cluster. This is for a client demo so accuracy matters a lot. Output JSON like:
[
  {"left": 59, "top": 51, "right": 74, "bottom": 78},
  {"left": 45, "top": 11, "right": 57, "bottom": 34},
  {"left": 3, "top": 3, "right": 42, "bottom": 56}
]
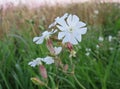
[{"left": 28, "top": 13, "right": 87, "bottom": 82}]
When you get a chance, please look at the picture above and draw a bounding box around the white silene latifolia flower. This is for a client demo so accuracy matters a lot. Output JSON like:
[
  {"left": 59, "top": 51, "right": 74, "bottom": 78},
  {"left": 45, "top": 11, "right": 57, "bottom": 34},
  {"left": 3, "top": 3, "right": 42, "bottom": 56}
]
[
  {"left": 108, "top": 35, "right": 112, "bottom": 42},
  {"left": 28, "top": 58, "right": 43, "bottom": 67},
  {"left": 85, "top": 48, "right": 91, "bottom": 56},
  {"left": 85, "top": 48, "right": 91, "bottom": 52},
  {"left": 33, "top": 29, "right": 57, "bottom": 44},
  {"left": 28, "top": 56, "right": 54, "bottom": 67},
  {"left": 56, "top": 13, "right": 87, "bottom": 45},
  {"left": 98, "top": 36, "right": 104, "bottom": 42},
  {"left": 94, "top": 10, "right": 99, "bottom": 15},
  {"left": 96, "top": 44, "right": 100, "bottom": 49},
  {"left": 85, "top": 52, "right": 90, "bottom": 56}
]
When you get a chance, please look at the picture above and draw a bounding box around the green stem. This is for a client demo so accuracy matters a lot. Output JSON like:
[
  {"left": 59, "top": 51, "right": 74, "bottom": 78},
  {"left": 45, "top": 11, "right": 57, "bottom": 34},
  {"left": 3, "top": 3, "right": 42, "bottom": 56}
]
[
  {"left": 73, "top": 75, "right": 86, "bottom": 89},
  {"left": 45, "top": 84, "right": 51, "bottom": 89},
  {"left": 70, "top": 57, "right": 73, "bottom": 66}
]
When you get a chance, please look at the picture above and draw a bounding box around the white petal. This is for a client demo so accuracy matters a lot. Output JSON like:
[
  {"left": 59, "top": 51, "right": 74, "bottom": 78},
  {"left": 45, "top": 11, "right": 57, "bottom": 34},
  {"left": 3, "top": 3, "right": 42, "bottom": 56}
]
[
  {"left": 48, "top": 22, "right": 57, "bottom": 28},
  {"left": 51, "top": 29, "right": 57, "bottom": 33},
  {"left": 28, "top": 58, "right": 43, "bottom": 67},
  {"left": 57, "top": 25, "right": 66, "bottom": 31},
  {"left": 72, "top": 15, "right": 79, "bottom": 25},
  {"left": 43, "top": 56, "right": 54, "bottom": 64},
  {"left": 75, "top": 34, "right": 82, "bottom": 42},
  {"left": 33, "top": 36, "right": 44, "bottom": 44},
  {"left": 42, "top": 31, "right": 50, "bottom": 36},
  {"left": 54, "top": 47, "right": 62, "bottom": 55},
  {"left": 28, "top": 61, "right": 36, "bottom": 67},
  {"left": 56, "top": 18, "right": 68, "bottom": 28},
  {"left": 36, "top": 37, "right": 44, "bottom": 44},
  {"left": 42, "top": 31, "right": 53, "bottom": 39},
  {"left": 62, "top": 13, "right": 68, "bottom": 19},
  {"left": 75, "top": 27, "right": 87, "bottom": 35},
  {"left": 33, "top": 37, "right": 40, "bottom": 42},
  {"left": 62, "top": 33, "right": 70, "bottom": 43},
  {"left": 59, "top": 13, "right": 68, "bottom": 20},
  {"left": 69, "top": 36, "right": 78, "bottom": 45},
  {"left": 58, "top": 32, "right": 65, "bottom": 39},
  {"left": 62, "top": 33, "right": 78, "bottom": 45},
  {"left": 76, "top": 21, "right": 86, "bottom": 28},
  {"left": 79, "top": 27, "right": 87, "bottom": 35},
  {"left": 67, "top": 14, "right": 72, "bottom": 26}
]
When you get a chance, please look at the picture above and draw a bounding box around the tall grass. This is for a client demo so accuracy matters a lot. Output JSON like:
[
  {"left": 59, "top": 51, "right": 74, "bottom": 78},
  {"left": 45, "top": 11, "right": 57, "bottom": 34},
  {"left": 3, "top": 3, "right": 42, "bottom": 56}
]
[{"left": 0, "top": 1, "right": 120, "bottom": 89}]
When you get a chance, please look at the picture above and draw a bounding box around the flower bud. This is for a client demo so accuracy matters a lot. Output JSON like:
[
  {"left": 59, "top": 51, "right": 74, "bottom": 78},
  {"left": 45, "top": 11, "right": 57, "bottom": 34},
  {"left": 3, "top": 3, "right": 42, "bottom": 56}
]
[
  {"left": 39, "top": 65, "right": 47, "bottom": 79},
  {"left": 66, "top": 42, "right": 73, "bottom": 51},
  {"left": 31, "top": 77, "right": 45, "bottom": 86}
]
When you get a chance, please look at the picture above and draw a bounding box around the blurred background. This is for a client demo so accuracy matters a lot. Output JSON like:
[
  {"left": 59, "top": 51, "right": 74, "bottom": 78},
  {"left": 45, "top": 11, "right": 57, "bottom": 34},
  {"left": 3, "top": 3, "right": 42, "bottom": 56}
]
[
  {"left": 0, "top": 0, "right": 120, "bottom": 37},
  {"left": 0, "top": 0, "right": 120, "bottom": 36}
]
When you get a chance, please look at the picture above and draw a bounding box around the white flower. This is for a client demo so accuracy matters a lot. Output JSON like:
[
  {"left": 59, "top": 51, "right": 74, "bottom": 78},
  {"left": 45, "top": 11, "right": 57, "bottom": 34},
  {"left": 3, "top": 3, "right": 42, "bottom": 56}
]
[
  {"left": 108, "top": 35, "right": 112, "bottom": 42},
  {"left": 56, "top": 14, "right": 87, "bottom": 45},
  {"left": 54, "top": 46, "right": 62, "bottom": 55},
  {"left": 96, "top": 45, "right": 100, "bottom": 49},
  {"left": 85, "top": 48, "right": 91, "bottom": 52},
  {"left": 28, "top": 58, "right": 43, "bottom": 67},
  {"left": 28, "top": 56, "right": 54, "bottom": 67},
  {"left": 94, "top": 10, "right": 99, "bottom": 14},
  {"left": 85, "top": 52, "right": 90, "bottom": 56},
  {"left": 98, "top": 36, "right": 104, "bottom": 42},
  {"left": 43, "top": 56, "right": 54, "bottom": 64},
  {"left": 109, "top": 47, "right": 114, "bottom": 51},
  {"left": 33, "top": 30, "right": 57, "bottom": 44},
  {"left": 85, "top": 48, "right": 91, "bottom": 56}
]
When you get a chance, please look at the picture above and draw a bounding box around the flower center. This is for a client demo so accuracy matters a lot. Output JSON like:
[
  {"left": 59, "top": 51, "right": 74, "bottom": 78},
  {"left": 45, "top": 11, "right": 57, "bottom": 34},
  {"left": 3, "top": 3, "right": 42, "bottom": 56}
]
[{"left": 69, "top": 27, "right": 73, "bottom": 33}]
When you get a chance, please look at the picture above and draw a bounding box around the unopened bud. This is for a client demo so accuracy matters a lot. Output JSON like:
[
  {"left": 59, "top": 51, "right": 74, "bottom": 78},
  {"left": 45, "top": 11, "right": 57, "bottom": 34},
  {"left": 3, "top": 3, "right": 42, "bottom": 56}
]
[
  {"left": 63, "top": 64, "right": 68, "bottom": 72},
  {"left": 66, "top": 42, "right": 73, "bottom": 51},
  {"left": 39, "top": 65, "right": 48, "bottom": 79},
  {"left": 31, "top": 77, "right": 45, "bottom": 86},
  {"left": 46, "top": 39, "right": 55, "bottom": 55}
]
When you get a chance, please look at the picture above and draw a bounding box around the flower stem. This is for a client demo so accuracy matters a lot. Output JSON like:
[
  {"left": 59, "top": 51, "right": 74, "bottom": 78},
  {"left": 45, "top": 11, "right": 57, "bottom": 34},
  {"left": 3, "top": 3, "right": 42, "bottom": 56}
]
[
  {"left": 70, "top": 57, "right": 73, "bottom": 65},
  {"left": 45, "top": 84, "right": 51, "bottom": 89},
  {"left": 73, "top": 75, "right": 86, "bottom": 89}
]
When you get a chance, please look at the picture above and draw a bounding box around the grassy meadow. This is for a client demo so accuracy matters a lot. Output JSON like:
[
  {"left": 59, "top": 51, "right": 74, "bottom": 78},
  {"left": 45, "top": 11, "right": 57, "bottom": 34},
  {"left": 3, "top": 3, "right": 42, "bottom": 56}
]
[{"left": 0, "top": 1, "right": 120, "bottom": 89}]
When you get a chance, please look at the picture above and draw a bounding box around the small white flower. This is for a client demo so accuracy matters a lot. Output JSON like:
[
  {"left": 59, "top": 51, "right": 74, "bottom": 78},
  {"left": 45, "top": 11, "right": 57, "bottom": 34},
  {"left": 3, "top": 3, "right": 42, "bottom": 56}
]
[
  {"left": 109, "top": 47, "right": 114, "bottom": 51},
  {"left": 43, "top": 56, "right": 54, "bottom": 64},
  {"left": 56, "top": 14, "right": 87, "bottom": 45},
  {"left": 33, "top": 30, "right": 57, "bottom": 44},
  {"left": 96, "top": 45, "right": 100, "bottom": 49},
  {"left": 28, "top": 56, "right": 54, "bottom": 67},
  {"left": 85, "top": 48, "right": 91, "bottom": 56},
  {"left": 98, "top": 36, "right": 104, "bottom": 42},
  {"left": 85, "top": 52, "right": 90, "bottom": 56},
  {"left": 28, "top": 58, "right": 43, "bottom": 67},
  {"left": 85, "top": 48, "right": 91, "bottom": 52},
  {"left": 54, "top": 47, "right": 62, "bottom": 55},
  {"left": 94, "top": 10, "right": 99, "bottom": 14},
  {"left": 108, "top": 35, "right": 112, "bottom": 42}
]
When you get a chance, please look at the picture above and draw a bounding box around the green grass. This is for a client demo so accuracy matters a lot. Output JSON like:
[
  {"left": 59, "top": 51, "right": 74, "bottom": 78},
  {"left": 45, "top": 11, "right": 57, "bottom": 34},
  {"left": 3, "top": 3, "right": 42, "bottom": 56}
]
[
  {"left": 0, "top": 25, "right": 120, "bottom": 89},
  {"left": 0, "top": 2, "right": 120, "bottom": 89}
]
